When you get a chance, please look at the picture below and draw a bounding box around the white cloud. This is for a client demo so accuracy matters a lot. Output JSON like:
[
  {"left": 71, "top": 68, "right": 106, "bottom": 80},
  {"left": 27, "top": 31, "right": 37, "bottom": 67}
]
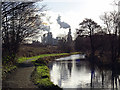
[
  {"left": 38, "top": 0, "right": 118, "bottom": 40},
  {"left": 43, "top": 11, "right": 82, "bottom": 38}
]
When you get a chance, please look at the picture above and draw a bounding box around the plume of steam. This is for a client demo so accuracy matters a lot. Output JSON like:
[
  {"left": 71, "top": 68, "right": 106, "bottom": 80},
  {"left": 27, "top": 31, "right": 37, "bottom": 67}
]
[{"left": 57, "top": 15, "right": 70, "bottom": 29}]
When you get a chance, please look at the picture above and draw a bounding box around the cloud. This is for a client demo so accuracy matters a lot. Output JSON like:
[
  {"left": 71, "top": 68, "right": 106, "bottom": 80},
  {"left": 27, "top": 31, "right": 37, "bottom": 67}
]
[
  {"left": 40, "top": 0, "right": 115, "bottom": 38},
  {"left": 56, "top": 15, "right": 70, "bottom": 29},
  {"left": 43, "top": 11, "right": 81, "bottom": 38}
]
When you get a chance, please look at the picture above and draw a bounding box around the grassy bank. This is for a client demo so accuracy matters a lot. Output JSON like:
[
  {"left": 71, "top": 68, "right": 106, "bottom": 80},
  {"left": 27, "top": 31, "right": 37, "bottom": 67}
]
[
  {"left": 3, "top": 52, "right": 80, "bottom": 88},
  {"left": 3, "top": 53, "right": 69, "bottom": 80},
  {"left": 31, "top": 52, "right": 80, "bottom": 89},
  {"left": 3, "top": 52, "right": 79, "bottom": 77},
  {"left": 31, "top": 64, "right": 61, "bottom": 89},
  {"left": 18, "top": 52, "right": 80, "bottom": 63}
]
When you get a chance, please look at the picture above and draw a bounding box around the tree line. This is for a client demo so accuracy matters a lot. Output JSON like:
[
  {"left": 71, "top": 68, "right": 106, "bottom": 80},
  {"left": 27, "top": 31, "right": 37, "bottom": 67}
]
[
  {"left": 2, "top": 1, "right": 120, "bottom": 65},
  {"left": 75, "top": 11, "right": 120, "bottom": 63},
  {"left": 2, "top": 2, "right": 46, "bottom": 65}
]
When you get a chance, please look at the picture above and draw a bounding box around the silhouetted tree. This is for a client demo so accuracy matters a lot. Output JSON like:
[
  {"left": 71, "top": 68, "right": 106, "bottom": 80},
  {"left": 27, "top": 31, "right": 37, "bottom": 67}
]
[
  {"left": 74, "top": 35, "right": 90, "bottom": 52},
  {"left": 78, "top": 18, "right": 101, "bottom": 58},
  {"left": 2, "top": 2, "right": 46, "bottom": 64}
]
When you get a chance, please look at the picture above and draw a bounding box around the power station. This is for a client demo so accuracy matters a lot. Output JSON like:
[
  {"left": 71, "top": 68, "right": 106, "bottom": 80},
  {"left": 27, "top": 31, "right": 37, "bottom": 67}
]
[{"left": 41, "top": 28, "right": 72, "bottom": 46}]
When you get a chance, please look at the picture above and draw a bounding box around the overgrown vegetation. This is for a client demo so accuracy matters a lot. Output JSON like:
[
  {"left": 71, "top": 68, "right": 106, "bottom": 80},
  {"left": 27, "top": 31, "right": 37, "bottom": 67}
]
[{"left": 2, "top": 65, "right": 17, "bottom": 80}]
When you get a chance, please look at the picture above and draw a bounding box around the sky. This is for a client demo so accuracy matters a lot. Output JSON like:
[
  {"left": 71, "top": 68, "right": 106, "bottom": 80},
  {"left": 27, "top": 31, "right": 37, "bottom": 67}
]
[{"left": 36, "top": 0, "right": 118, "bottom": 40}]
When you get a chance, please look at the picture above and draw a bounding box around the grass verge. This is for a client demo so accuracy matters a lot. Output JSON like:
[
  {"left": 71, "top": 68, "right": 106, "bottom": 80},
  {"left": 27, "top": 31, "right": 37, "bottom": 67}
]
[
  {"left": 31, "top": 64, "right": 61, "bottom": 89},
  {"left": 18, "top": 52, "right": 80, "bottom": 63},
  {"left": 31, "top": 57, "right": 64, "bottom": 89}
]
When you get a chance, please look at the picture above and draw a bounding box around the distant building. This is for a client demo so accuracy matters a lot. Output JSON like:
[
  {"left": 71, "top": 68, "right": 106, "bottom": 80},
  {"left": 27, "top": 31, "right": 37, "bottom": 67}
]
[
  {"left": 67, "top": 28, "right": 72, "bottom": 43},
  {"left": 42, "top": 28, "right": 73, "bottom": 46},
  {"left": 46, "top": 32, "right": 53, "bottom": 45},
  {"left": 42, "top": 32, "right": 59, "bottom": 46}
]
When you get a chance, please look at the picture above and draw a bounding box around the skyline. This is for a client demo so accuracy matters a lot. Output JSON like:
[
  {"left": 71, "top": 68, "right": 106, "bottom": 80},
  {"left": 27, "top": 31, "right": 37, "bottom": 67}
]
[{"left": 36, "top": 0, "right": 118, "bottom": 40}]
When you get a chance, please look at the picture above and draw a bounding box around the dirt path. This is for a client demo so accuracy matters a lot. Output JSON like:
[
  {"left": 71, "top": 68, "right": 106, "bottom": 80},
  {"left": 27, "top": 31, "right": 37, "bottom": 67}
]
[{"left": 2, "top": 60, "right": 38, "bottom": 89}]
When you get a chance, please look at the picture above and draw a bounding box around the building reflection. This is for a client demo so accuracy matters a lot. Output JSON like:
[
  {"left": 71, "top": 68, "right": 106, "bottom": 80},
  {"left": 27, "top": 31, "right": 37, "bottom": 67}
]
[{"left": 49, "top": 55, "right": 120, "bottom": 89}]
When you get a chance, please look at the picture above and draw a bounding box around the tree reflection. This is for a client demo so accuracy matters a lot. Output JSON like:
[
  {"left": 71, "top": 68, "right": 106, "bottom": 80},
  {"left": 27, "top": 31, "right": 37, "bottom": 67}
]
[
  {"left": 90, "top": 62, "right": 95, "bottom": 88},
  {"left": 101, "top": 70, "right": 104, "bottom": 88},
  {"left": 89, "top": 58, "right": 120, "bottom": 89},
  {"left": 49, "top": 55, "right": 120, "bottom": 89},
  {"left": 111, "top": 64, "right": 120, "bottom": 89},
  {"left": 67, "top": 61, "right": 72, "bottom": 76}
]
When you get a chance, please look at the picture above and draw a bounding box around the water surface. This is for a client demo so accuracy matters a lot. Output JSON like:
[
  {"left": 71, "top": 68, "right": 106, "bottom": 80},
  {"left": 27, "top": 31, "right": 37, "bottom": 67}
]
[{"left": 49, "top": 54, "right": 120, "bottom": 89}]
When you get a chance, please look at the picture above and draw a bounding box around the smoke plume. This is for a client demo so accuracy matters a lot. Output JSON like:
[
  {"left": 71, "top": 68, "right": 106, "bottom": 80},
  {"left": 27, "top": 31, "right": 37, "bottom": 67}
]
[{"left": 57, "top": 15, "right": 70, "bottom": 29}]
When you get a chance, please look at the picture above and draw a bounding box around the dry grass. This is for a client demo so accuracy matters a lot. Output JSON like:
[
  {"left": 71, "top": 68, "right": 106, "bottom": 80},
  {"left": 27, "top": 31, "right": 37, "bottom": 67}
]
[{"left": 17, "top": 45, "right": 61, "bottom": 57}]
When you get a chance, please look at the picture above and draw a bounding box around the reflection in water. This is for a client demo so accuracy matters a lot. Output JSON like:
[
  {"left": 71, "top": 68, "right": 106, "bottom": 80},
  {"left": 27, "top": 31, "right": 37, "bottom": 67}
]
[
  {"left": 48, "top": 54, "right": 120, "bottom": 89},
  {"left": 68, "top": 62, "right": 72, "bottom": 76}
]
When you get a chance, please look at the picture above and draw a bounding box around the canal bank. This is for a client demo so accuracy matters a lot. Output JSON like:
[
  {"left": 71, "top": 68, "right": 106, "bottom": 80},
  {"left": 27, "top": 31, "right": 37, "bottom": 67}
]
[
  {"left": 2, "top": 52, "right": 80, "bottom": 89},
  {"left": 31, "top": 52, "right": 80, "bottom": 89}
]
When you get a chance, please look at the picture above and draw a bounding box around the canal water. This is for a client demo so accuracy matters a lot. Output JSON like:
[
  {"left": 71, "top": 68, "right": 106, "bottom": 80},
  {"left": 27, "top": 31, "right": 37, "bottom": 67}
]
[{"left": 48, "top": 54, "right": 120, "bottom": 89}]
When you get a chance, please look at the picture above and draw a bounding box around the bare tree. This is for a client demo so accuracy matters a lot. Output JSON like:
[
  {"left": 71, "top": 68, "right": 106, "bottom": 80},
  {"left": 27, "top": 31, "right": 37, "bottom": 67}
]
[
  {"left": 2, "top": 2, "right": 46, "bottom": 64},
  {"left": 100, "top": 11, "right": 120, "bottom": 62},
  {"left": 100, "top": 11, "right": 118, "bottom": 35}
]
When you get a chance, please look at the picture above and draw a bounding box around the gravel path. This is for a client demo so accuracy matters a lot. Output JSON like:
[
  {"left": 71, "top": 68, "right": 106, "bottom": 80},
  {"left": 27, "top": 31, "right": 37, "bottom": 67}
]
[{"left": 2, "top": 60, "right": 38, "bottom": 89}]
